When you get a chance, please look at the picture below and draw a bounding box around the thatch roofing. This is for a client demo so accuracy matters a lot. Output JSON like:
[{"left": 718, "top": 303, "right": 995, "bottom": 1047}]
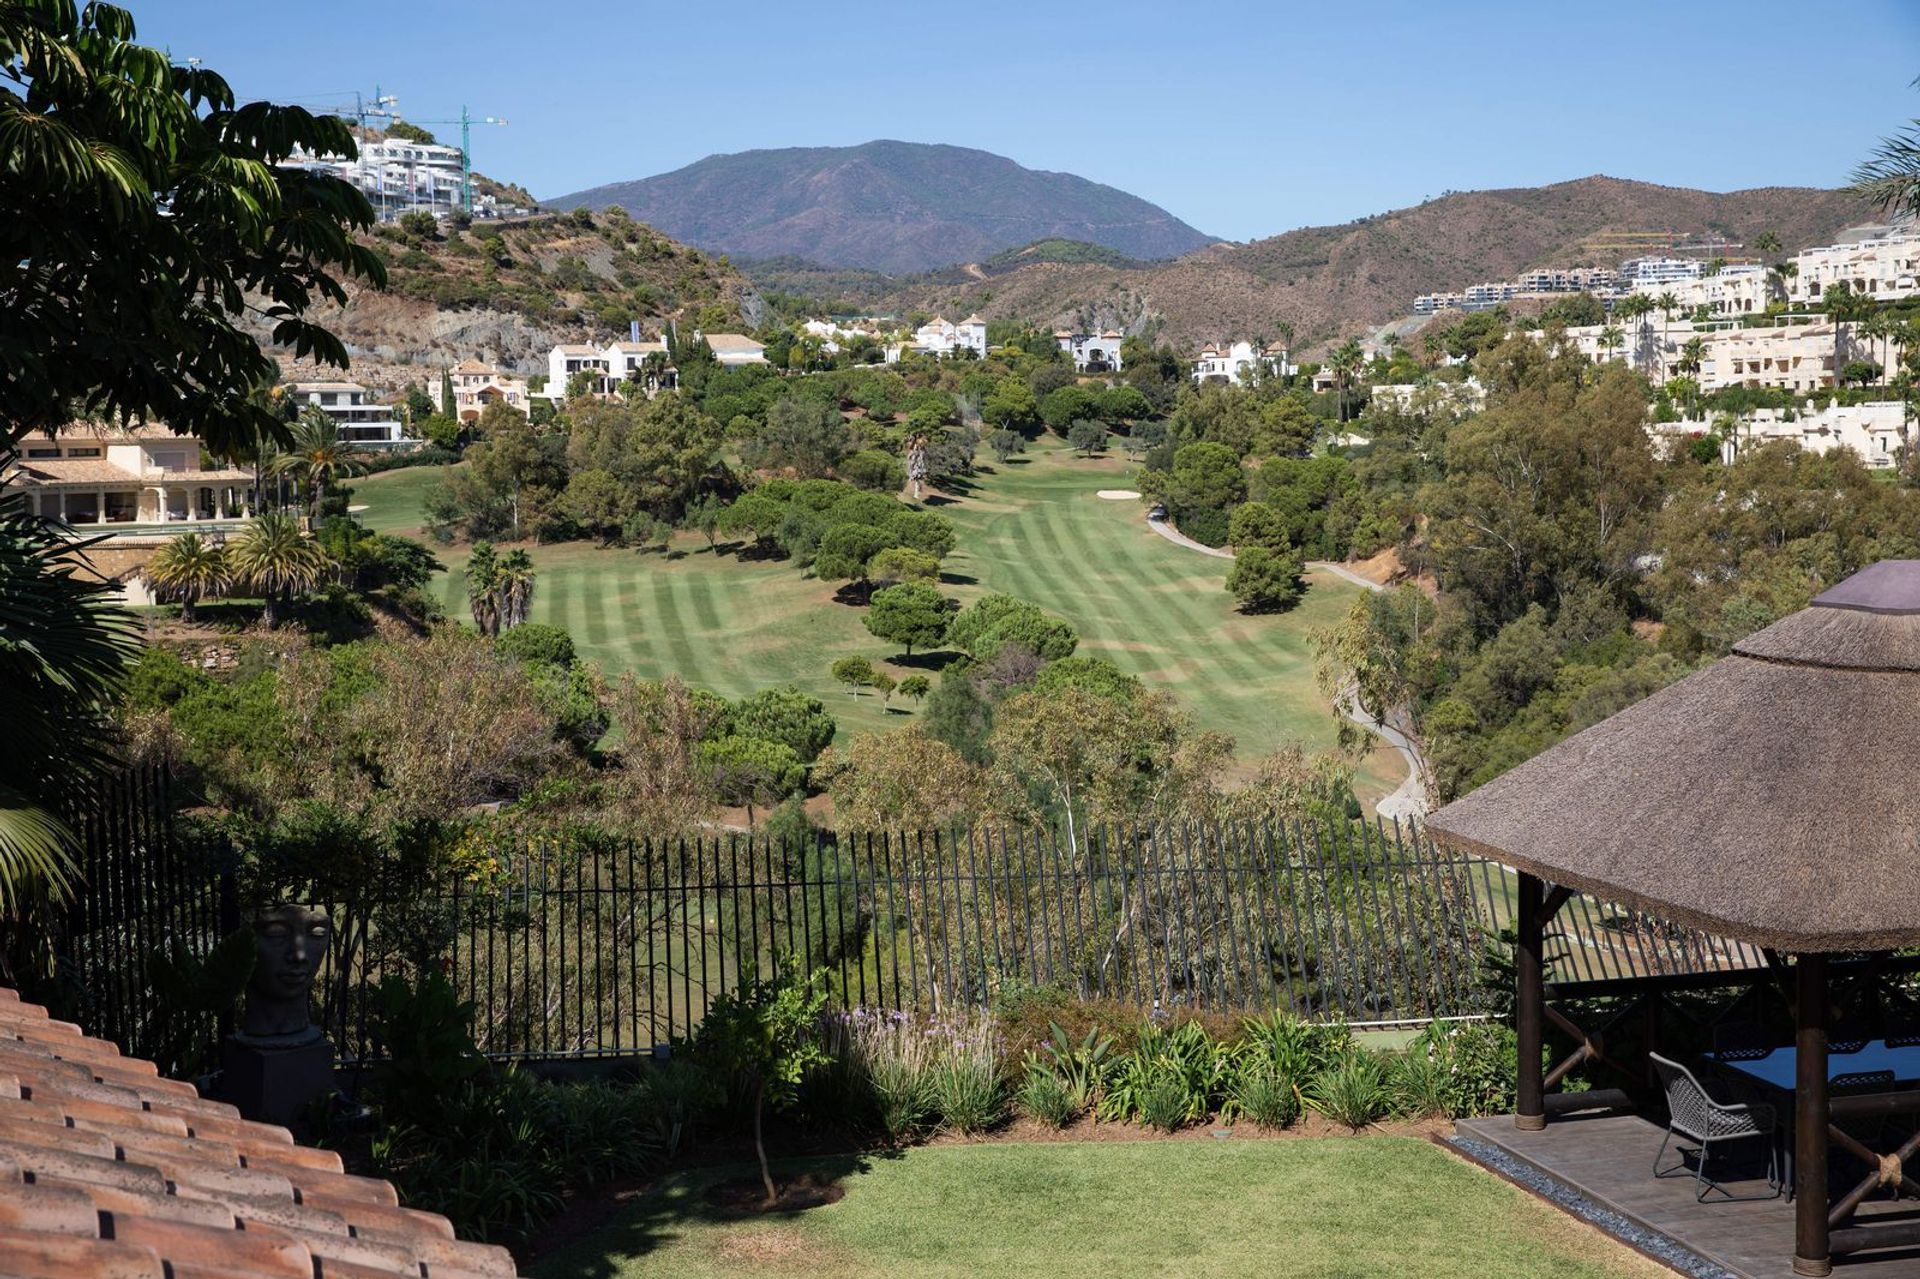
[{"left": 1425, "top": 560, "right": 1920, "bottom": 953}]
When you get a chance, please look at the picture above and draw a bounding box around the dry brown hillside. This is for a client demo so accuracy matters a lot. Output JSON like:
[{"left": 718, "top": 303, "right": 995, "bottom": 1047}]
[
  {"left": 259, "top": 209, "right": 761, "bottom": 390},
  {"left": 816, "top": 176, "right": 1874, "bottom": 347}
]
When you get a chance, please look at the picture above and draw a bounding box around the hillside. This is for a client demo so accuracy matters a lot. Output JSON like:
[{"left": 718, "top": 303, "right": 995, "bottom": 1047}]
[
  {"left": 267, "top": 209, "right": 760, "bottom": 392},
  {"left": 758, "top": 176, "right": 1873, "bottom": 348},
  {"left": 544, "top": 140, "right": 1216, "bottom": 274}
]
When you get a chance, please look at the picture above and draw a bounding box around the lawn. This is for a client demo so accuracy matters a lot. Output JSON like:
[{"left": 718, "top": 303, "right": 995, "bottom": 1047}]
[
  {"left": 528, "top": 1140, "right": 1665, "bottom": 1279},
  {"left": 349, "top": 444, "right": 1403, "bottom": 795}
]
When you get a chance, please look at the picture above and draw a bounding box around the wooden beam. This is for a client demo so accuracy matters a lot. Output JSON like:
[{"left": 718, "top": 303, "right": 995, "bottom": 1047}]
[
  {"left": 1541, "top": 883, "right": 1574, "bottom": 923},
  {"left": 1831, "top": 1220, "right": 1920, "bottom": 1256},
  {"left": 1544, "top": 952, "right": 1920, "bottom": 1001},
  {"left": 1827, "top": 1124, "right": 1920, "bottom": 1226},
  {"left": 1515, "top": 872, "right": 1546, "bottom": 1131},
  {"left": 1795, "top": 953, "right": 1831, "bottom": 1278}
]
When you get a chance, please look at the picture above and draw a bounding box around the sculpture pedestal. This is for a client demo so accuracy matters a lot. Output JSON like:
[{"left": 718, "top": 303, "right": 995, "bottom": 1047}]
[{"left": 220, "top": 1034, "right": 333, "bottom": 1128}]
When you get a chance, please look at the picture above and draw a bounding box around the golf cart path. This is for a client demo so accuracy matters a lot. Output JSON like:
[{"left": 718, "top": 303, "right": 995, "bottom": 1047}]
[{"left": 1143, "top": 509, "right": 1429, "bottom": 819}]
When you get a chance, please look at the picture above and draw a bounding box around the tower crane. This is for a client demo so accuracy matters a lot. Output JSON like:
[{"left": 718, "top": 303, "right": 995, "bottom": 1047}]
[{"left": 385, "top": 107, "right": 508, "bottom": 214}]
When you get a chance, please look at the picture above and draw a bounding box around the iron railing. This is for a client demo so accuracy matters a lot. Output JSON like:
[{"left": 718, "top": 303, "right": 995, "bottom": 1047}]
[{"left": 48, "top": 768, "right": 1773, "bottom": 1073}]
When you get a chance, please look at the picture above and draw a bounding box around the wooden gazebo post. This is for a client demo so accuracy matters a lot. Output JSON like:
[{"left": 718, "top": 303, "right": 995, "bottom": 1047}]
[
  {"left": 1795, "top": 952, "right": 1830, "bottom": 1278},
  {"left": 1515, "top": 872, "right": 1545, "bottom": 1131}
]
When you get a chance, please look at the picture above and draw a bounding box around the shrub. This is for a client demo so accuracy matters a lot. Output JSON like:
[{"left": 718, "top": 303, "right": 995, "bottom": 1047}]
[
  {"left": 639, "top": 1058, "right": 722, "bottom": 1158},
  {"left": 832, "top": 1009, "right": 936, "bottom": 1142},
  {"left": 693, "top": 963, "right": 831, "bottom": 1204},
  {"left": 1387, "top": 1048, "right": 1451, "bottom": 1119},
  {"left": 1239, "top": 1011, "right": 1354, "bottom": 1080},
  {"left": 840, "top": 448, "right": 907, "bottom": 492},
  {"left": 494, "top": 622, "right": 576, "bottom": 668},
  {"left": 1015, "top": 1059, "right": 1080, "bottom": 1127},
  {"left": 1306, "top": 1053, "right": 1391, "bottom": 1130},
  {"left": 926, "top": 1012, "right": 1004, "bottom": 1134},
  {"left": 1173, "top": 504, "right": 1230, "bottom": 547},
  {"left": 1097, "top": 1021, "right": 1230, "bottom": 1129},
  {"left": 1136, "top": 1070, "right": 1194, "bottom": 1132},
  {"left": 1410, "top": 1019, "right": 1520, "bottom": 1118},
  {"left": 1230, "top": 1055, "right": 1301, "bottom": 1130}
]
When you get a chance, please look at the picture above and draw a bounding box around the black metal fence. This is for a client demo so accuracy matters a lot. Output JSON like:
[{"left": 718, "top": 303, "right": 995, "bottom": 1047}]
[
  {"left": 303, "top": 818, "right": 1769, "bottom": 1066},
  {"left": 47, "top": 769, "right": 1772, "bottom": 1073},
  {"left": 57, "top": 765, "right": 235, "bottom": 1067}
]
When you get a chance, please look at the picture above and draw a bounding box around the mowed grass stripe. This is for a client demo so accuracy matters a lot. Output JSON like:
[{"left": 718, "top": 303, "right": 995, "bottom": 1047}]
[
  {"left": 652, "top": 570, "right": 708, "bottom": 689},
  {"left": 353, "top": 443, "right": 1385, "bottom": 769}
]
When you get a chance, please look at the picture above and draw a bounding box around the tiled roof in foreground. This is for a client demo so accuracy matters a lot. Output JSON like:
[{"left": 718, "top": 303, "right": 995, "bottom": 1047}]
[{"left": 0, "top": 986, "right": 519, "bottom": 1279}]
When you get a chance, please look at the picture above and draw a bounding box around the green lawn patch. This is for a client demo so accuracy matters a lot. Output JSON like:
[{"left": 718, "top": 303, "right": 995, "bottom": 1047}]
[{"left": 529, "top": 1139, "right": 1664, "bottom": 1279}]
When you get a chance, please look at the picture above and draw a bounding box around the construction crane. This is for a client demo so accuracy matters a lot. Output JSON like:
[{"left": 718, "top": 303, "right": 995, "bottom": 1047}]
[
  {"left": 349, "top": 88, "right": 399, "bottom": 130},
  {"left": 386, "top": 107, "right": 508, "bottom": 214}
]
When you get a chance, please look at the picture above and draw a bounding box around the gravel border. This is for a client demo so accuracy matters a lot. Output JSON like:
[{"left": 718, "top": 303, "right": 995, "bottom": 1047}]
[{"left": 1446, "top": 1136, "right": 1737, "bottom": 1279}]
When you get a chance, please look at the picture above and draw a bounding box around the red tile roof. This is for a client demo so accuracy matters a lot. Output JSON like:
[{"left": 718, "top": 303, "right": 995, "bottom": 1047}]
[{"left": 0, "top": 986, "right": 519, "bottom": 1279}]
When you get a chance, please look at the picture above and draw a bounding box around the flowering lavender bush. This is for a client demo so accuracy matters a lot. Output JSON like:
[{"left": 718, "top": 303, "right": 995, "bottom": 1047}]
[{"left": 829, "top": 1008, "right": 935, "bottom": 1142}]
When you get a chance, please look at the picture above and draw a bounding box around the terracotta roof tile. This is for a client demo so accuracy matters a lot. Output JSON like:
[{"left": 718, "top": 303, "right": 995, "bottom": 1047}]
[
  {"left": 0, "top": 1231, "right": 167, "bottom": 1279},
  {"left": 0, "top": 987, "right": 523, "bottom": 1277}
]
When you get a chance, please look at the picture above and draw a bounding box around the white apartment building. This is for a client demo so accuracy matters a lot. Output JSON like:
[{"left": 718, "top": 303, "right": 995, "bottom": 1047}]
[
  {"left": 1514, "top": 266, "right": 1620, "bottom": 295},
  {"left": 1631, "top": 263, "right": 1776, "bottom": 317},
  {"left": 1055, "top": 329, "right": 1124, "bottom": 373},
  {"left": 1626, "top": 257, "right": 1704, "bottom": 290},
  {"left": 887, "top": 314, "right": 988, "bottom": 362},
  {"left": 288, "top": 382, "right": 410, "bottom": 448},
  {"left": 1697, "top": 322, "right": 1844, "bottom": 393},
  {"left": 1192, "top": 341, "right": 1290, "bottom": 386},
  {"left": 800, "top": 318, "right": 891, "bottom": 354},
  {"left": 1460, "top": 281, "right": 1517, "bottom": 310},
  {"left": 7, "top": 423, "right": 255, "bottom": 531},
  {"left": 290, "top": 134, "right": 465, "bottom": 221},
  {"left": 1658, "top": 400, "right": 1911, "bottom": 469},
  {"left": 1413, "top": 291, "right": 1464, "bottom": 315},
  {"left": 1786, "top": 230, "right": 1920, "bottom": 306},
  {"left": 433, "top": 360, "right": 533, "bottom": 423}
]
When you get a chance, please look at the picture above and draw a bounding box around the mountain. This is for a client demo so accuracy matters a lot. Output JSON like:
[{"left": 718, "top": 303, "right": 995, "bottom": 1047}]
[
  {"left": 544, "top": 141, "right": 1216, "bottom": 274},
  {"left": 754, "top": 176, "right": 1874, "bottom": 349}
]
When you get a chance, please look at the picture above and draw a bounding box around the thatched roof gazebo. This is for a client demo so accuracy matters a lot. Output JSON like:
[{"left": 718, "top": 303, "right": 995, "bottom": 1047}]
[{"left": 1427, "top": 560, "right": 1920, "bottom": 1278}]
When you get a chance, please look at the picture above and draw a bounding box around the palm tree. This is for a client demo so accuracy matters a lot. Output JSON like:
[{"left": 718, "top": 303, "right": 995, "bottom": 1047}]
[
  {"left": 1329, "top": 339, "right": 1364, "bottom": 422},
  {"left": 1824, "top": 281, "right": 1866, "bottom": 386},
  {"left": 497, "top": 549, "right": 536, "bottom": 630},
  {"left": 1655, "top": 290, "right": 1680, "bottom": 360},
  {"left": 228, "top": 512, "right": 329, "bottom": 629},
  {"left": 1860, "top": 309, "right": 1896, "bottom": 384},
  {"left": 142, "top": 531, "right": 229, "bottom": 623},
  {"left": 1849, "top": 109, "right": 1920, "bottom": 223},
  {"left": 466, "top": 541, "right": 502, "bottom": 636},
  {"left": 1678, "top": 337, "right": 1707, "bottom": 415},
  {"left": 270, "top": 408, "right": 368, "bottom": 530},
  {"left": 1599, "top": 324, "right": 1625, "bottom": 362},
  {"left": 0, "top": 472, "right": 138, "bottom": 917}
]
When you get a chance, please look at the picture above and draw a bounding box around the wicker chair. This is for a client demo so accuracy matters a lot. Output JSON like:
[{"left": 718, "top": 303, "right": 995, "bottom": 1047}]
[{"left": 1650, "top": 1052, "right": 1781, "bottom": 1201}]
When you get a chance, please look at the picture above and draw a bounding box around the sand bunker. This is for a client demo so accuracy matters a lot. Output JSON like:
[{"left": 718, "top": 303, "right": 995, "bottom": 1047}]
[{"left": 1096, "top": 489, "right": 1141, "bottom": 500}]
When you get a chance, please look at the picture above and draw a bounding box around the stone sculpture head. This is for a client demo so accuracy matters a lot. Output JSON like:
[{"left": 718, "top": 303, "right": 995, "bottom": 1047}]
[{"left": 239, "top": 903, "right": 331, "bottom": 1041}]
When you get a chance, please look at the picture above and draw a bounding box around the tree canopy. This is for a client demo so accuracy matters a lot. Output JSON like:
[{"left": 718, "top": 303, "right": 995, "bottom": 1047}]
[{"left": 1, "top": 0, "right": 385, "bottom": 451}]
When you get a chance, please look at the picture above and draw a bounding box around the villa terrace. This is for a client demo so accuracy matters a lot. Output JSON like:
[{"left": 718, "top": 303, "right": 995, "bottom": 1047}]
[{"left": 7, "top": 423, "right": 255, "bottom": 538}]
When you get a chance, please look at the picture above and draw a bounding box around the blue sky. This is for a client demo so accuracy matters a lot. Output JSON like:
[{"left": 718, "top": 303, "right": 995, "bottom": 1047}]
[{"left": 141, "top": 0, "right": 1919, "bottom": 243}]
